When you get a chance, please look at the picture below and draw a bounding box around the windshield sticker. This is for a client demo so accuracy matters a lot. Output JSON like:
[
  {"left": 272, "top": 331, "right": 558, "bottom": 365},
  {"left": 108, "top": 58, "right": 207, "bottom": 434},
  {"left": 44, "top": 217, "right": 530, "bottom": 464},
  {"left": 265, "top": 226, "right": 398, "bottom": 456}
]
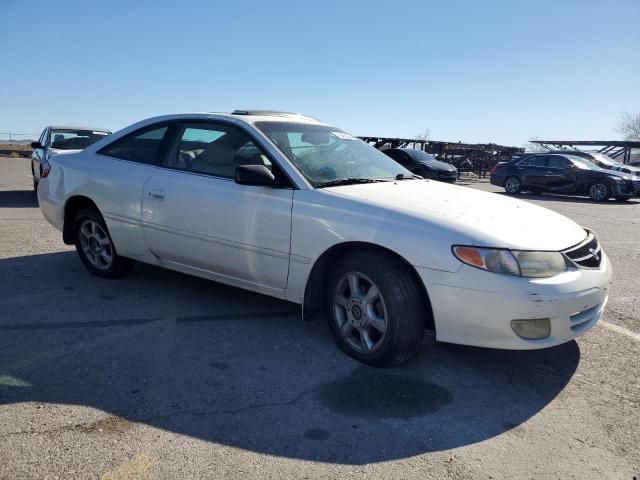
[{"left": 331, "top": 131, "right": 358, "bottom": 141}]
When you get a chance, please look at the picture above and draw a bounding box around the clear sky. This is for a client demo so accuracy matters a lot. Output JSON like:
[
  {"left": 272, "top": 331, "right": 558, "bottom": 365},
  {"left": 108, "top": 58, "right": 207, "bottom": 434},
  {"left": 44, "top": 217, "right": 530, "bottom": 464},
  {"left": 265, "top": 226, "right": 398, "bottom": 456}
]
[{"left": 1, "top": 0, "right": 638, "bottom": 146}]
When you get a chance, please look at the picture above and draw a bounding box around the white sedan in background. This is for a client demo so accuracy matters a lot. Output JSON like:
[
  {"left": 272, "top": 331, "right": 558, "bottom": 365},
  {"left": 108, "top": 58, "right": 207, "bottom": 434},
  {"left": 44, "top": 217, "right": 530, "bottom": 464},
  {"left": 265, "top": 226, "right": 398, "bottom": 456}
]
[
  {"left": 31, "top": 126, "right": 111, "bottom": 190},
  {"left": 37, "top": 110, "right": 612, "bottom": 367}
]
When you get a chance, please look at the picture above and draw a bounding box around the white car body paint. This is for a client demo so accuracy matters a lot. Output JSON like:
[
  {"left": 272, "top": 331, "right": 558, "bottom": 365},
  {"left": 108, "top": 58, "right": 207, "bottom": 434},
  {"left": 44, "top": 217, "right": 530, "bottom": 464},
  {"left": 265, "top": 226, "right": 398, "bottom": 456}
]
[{"left": 38, "top": 112, "right": 612, "bottom": 350}]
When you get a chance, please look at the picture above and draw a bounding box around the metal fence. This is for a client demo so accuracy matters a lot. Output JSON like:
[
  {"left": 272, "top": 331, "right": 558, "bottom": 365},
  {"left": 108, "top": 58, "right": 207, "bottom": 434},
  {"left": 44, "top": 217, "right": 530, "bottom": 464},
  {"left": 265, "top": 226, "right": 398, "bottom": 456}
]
[{"left": 0, "top": 132, "right": 38, "bottom": 142}]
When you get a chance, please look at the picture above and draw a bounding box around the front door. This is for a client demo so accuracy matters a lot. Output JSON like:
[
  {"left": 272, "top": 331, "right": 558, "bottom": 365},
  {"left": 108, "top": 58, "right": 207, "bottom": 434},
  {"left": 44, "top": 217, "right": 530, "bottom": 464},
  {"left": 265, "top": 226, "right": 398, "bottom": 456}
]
[
  {"left": 544, "top": 156, "right": 577, "bottom": 193},
  {"left": 32, "top": 128, "right": 48, "bottom": 180},
  {"left": 141, "top": 121, "right": 293, "bottom": 292},
  {"left": 519, "top": 155, "right": 548, "bottom": 190}
]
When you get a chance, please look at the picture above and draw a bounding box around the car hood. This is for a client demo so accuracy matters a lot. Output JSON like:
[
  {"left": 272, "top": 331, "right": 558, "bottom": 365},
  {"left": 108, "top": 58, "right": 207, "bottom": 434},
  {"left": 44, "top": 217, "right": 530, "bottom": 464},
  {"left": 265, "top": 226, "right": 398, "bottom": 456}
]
[{"left": 325, "top": 180, "right": 587, "bottom": 251}]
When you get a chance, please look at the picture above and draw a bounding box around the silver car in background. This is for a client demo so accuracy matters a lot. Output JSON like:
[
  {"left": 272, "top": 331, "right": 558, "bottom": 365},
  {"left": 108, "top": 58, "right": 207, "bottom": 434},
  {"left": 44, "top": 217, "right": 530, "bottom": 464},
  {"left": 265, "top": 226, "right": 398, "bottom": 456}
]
[{"left": 31, "top": 126, "right": 111, "bottom": 190}]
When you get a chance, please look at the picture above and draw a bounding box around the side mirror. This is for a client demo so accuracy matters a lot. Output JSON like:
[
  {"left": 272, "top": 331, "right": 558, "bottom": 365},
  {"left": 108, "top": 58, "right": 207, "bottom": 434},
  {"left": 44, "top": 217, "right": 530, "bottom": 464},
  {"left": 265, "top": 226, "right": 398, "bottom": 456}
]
[
  {"left": 31, "top": 141, "right": 44, "bottom": 149},
  {"left": 234, "top": 165, "right": 277, "bottom": 187}
]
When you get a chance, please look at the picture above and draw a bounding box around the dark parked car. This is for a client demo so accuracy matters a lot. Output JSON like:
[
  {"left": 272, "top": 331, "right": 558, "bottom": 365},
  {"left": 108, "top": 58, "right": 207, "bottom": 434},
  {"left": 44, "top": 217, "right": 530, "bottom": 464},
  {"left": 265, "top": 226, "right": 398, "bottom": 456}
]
[
  {"left": 383, "top": 148, "right": 457, "bottom": 182},
  {"left": 491, "top": 153, "right": 639, "bottom": 201},
  {"left": 545, "top": 150, "right": 640, "bottom": 177}
]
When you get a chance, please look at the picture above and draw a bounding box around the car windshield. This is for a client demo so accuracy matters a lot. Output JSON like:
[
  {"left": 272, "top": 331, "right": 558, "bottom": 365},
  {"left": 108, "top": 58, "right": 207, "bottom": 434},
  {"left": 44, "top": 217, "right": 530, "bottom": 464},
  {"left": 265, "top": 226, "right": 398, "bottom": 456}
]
[
  {"left": 406, "top": 149, "right": 437, "bottom": 162},
  {"left": 255, "top": 122, "right": 413, "bottom": 187},
  {"left": 590, "top": 152, "right": 620, "bottom": 165},
  {"left": 571, "top": 157, "right": 598, "bottom": 170},
  {"left": 50, "top": 129, "right": 110, "bottom": 150}
]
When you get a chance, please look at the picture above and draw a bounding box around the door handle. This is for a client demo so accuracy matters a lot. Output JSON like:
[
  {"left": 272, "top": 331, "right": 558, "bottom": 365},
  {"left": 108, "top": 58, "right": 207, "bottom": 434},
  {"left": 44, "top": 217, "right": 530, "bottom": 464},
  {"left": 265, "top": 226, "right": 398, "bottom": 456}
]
[{"left": 148, "top": 189, "right": 165, "bottom": 200}]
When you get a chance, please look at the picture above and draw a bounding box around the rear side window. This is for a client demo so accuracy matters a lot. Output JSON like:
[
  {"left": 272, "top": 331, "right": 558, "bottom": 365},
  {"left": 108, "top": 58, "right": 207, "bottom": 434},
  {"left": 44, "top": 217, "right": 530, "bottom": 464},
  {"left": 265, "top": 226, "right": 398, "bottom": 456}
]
[
  {"left": 547, "top": 156, "right": 570, "bottom": 168},
  {"left": 519, "top": 156, "right": 546, "bottom": 167},
  {"left": 99, "top": 126, "right": 168, "bottom": 165}
]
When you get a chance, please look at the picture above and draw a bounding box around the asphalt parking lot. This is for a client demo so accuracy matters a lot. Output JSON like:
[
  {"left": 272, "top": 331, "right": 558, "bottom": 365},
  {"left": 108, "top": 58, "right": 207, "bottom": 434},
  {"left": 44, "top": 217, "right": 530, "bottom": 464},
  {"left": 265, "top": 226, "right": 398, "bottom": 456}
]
[{"left": 0, "top": 156, "right": 638, "bottom": 479}]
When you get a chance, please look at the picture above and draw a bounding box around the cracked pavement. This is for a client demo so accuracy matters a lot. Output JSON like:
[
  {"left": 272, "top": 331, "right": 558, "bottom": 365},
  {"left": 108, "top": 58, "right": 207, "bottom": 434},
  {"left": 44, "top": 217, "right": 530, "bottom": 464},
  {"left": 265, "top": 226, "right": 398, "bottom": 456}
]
[{"left": 0, "top": 157, "right": 638, "bottom": 479}]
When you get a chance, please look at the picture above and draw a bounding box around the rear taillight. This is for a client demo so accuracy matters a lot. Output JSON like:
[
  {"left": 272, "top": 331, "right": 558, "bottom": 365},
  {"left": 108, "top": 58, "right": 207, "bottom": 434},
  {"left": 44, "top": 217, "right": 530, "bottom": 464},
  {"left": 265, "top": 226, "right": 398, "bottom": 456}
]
[{"left": 42, "top": 162, "right": 51, "bottom": 178}]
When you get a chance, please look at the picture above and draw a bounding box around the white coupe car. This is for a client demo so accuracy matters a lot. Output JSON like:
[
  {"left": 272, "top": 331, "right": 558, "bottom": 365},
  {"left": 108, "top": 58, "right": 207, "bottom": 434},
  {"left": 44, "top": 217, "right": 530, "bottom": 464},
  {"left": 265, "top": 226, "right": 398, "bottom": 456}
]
[{"left": 38, "top": 110, "right": 612, "bottom": 367}]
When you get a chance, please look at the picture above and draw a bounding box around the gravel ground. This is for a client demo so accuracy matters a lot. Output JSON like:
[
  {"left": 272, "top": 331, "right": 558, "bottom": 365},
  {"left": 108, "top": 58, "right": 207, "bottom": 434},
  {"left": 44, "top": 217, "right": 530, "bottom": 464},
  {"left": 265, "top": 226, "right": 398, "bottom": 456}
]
[{"left": 0, "top": 157, "right": 638, "bottom": 479}]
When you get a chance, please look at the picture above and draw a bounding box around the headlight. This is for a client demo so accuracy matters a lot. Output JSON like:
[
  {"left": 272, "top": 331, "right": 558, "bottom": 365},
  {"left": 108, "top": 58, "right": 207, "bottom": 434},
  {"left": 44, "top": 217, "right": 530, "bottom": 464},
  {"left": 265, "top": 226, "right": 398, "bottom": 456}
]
[{"left": 452, "top": 246, "right": 568, "bottom": 278}]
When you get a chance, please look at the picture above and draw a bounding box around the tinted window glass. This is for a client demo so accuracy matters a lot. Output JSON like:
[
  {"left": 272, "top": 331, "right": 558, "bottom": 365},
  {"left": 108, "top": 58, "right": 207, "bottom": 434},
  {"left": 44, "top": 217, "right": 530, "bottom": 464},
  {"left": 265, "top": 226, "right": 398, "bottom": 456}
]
[
  {"left": 100, "top": 126, "right": 168, "bottom": 165},
  {"left": 519, "top": 156, "right": 546, "bottom": 167},
  {"left": 384, "top": 150, "right": 406, "bottom": 164},
  {"left": 547, "top": 156, "right": 570, "bottom": 168},
  {"left": 164, "top": 123, "right": 271, "bottom": 178}
]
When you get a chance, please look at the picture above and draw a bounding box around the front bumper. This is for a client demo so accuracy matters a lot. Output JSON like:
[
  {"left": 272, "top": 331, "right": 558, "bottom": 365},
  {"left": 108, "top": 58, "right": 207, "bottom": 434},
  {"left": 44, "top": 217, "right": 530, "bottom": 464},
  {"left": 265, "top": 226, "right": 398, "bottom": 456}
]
[
  {"left": 416, "top": 252, "right": 612, "bottom": 349},
  {"left": 612, "top": 179, "right": 639, "bottom": 198}
]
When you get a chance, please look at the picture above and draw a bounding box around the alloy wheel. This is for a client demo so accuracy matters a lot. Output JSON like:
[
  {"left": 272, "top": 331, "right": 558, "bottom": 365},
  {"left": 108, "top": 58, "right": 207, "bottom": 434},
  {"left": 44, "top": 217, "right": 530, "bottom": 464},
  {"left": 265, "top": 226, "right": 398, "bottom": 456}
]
[
  {"left": 590, "top": 183, "right": 607, "bottom": 201},
  {"left": 333, "top": 271, "right": 388, "bottom": 353},
  {"left": 78, "top": 219, "right": 114, "bottom": 270},
  {"left": 505, "top": 177, "right": 520, "bottom": 193}
]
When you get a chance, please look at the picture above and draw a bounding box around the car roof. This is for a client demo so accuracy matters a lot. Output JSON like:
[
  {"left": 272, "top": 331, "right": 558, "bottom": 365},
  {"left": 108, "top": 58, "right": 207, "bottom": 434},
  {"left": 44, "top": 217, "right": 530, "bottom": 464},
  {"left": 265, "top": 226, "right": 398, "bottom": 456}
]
[
  {"left": 118, "top": 112, "right": 331, "bottom": 131},
  {"left": 48, "top": 125, "right": 112, "bottom": 132}
]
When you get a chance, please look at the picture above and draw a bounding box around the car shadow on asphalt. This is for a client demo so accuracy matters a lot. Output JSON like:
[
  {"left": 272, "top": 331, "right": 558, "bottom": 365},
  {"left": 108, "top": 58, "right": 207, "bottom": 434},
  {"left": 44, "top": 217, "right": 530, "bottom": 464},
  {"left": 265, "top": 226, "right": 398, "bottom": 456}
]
[
  {"left": 0, "top": 251, "right": 581, "bottom": 464},
  {"left": 0, "top": 189, "right": 38, "bottom": 208},
  {"left": 497, "top": 191, "right": 640, "bottom": 205}
]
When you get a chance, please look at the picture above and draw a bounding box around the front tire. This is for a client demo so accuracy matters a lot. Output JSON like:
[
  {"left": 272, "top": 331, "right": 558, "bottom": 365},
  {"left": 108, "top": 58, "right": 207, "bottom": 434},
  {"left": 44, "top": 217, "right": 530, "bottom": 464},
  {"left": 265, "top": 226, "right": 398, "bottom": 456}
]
[
  {"left": 73, "top": 208, "right": 135, "bottom": 278},
  {"left": 588, "top": 182, "right": 609, "bottom": 202},
  {"left": 504, "top": 176, "right": 521, "bottom": 194},
  {"left": 326, "top": 251, "right": 426, "bottom": 367}
]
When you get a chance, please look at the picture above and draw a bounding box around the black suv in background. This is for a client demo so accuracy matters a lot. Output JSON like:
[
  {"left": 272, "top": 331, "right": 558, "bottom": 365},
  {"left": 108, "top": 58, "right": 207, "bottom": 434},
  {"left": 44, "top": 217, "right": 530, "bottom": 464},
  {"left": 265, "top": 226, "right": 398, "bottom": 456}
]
[
  {"left": 491, "top": 153, "right": 639, "bottom": 201},
  {"left": 383, "top": 148, "right": 457, "bottom": 182}
]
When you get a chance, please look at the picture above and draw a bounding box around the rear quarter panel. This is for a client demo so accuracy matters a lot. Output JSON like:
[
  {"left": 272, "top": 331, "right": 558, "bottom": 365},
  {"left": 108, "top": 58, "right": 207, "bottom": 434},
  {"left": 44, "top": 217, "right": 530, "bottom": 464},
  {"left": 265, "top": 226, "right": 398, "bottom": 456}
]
[{"left": 43, "top": 152, "right": 157, "bottom": 261}]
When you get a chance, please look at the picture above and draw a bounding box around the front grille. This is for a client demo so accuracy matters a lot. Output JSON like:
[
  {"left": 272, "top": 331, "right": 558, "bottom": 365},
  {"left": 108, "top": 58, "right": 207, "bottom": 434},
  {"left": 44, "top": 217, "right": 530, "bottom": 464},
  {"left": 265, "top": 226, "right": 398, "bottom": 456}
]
[
  {"left": 632, "top": 179, "right": 640, "bottom": 194},
  {"left": 562, "top": 231, "right": 602, "bottom": 269}
]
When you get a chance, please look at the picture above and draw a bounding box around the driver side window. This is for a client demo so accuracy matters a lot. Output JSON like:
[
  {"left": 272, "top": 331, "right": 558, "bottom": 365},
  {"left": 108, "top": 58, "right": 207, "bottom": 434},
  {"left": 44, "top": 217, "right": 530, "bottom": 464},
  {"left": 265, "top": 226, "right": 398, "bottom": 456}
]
[{"left": 164, "top": 123, "right": 272, "bottom": 178}]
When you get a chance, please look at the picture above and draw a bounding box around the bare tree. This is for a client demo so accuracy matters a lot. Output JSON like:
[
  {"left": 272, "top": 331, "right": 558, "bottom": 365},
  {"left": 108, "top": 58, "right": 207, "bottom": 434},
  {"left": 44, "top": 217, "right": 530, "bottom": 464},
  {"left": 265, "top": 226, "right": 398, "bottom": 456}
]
[
  {"left": 415, "top": 129, "right": 430, "bottom": 141},
  {"left": 616, "top": 112, "right": 640, "bottom": 141}
]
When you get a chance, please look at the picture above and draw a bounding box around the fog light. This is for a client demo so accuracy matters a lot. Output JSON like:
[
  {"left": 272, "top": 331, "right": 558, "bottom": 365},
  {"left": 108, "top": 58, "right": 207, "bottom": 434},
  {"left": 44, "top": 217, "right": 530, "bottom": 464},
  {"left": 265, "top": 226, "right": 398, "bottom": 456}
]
[{"left": 511, "top": 318, "right": 551, "bottom": 339}]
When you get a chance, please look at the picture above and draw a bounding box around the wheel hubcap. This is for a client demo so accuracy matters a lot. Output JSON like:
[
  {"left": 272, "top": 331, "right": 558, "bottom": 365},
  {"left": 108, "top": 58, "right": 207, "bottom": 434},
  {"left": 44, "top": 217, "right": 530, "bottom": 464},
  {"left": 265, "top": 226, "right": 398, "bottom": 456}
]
[
  {"left": 79, "top": 220, "right": 114, "bottom": 270},
  {"left": 333, "top": 271, "right": 388, "bottom": 353}
]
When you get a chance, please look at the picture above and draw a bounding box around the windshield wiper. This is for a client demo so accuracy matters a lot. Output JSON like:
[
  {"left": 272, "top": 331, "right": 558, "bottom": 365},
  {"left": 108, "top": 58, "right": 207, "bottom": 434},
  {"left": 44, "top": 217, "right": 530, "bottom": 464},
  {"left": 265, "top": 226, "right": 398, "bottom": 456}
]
[
  {"left": 315, "top": 178, "right": 390, "bottom": 188},
  {"left": 395, "top": 173, "right": 422, "bottom": 180}
]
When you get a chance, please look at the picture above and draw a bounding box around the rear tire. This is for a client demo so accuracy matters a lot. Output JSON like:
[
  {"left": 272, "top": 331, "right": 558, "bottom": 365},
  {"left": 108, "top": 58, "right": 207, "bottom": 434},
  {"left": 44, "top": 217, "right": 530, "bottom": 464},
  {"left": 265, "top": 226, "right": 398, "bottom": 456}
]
[
  {"left": 73, "top": 208, "right": 135, "bottom": 278},
  {"left": 325, "top": 251, "right": 426, "bottom": 367},
  {"left": 588, "top": 182, "right": 609, "bottom": 202},
  {"left": 504, "top": 176, "right": 521, "bottom": 194}
]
